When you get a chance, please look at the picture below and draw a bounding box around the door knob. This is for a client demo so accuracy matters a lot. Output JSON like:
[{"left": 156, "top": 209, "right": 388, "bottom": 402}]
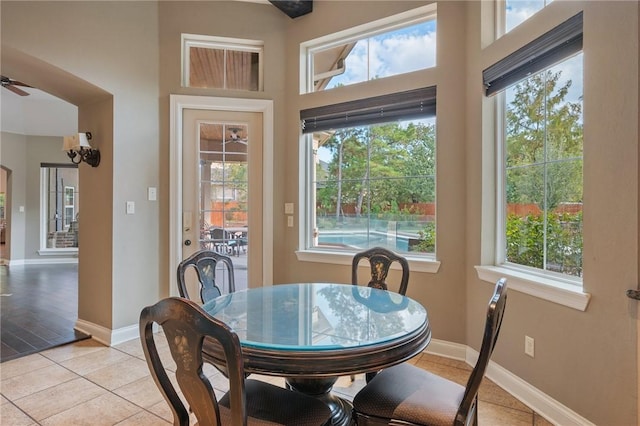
[{"left": 184, "top": 239, "right": 191, "bottom": 246}]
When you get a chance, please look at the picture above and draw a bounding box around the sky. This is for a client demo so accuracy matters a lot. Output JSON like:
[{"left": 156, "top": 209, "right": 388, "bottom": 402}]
[{"left": 326, "top": 19, "right": 437, "bottom": 90}]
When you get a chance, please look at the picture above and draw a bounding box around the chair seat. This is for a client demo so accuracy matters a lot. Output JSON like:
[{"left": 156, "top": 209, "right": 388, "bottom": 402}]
[
  {"left": 352, "top": 363, "right": 465, "bottom": 426},
  {"left": 219, "top": 379, "right": 331, "bottom": 425}
]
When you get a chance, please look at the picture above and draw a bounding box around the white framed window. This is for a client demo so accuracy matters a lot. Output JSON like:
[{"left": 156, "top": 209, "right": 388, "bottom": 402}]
[
  {"left": 498, "top": 0, "right": 554, "bottom": 36},
  {"left": 300, "top": 4, "right": 437, "bottom": 94},
  {"left": 479, "top": 11, "right": 589, "bottom": 311},
  {"left": 39, "top": 164, "right": 79, "bottom": 254},
  {"left": 181, "top": 34, "right": 263, "bottom": 91}
]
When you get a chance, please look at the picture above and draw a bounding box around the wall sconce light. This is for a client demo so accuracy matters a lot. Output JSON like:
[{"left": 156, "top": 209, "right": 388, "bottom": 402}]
[{"left": 63, "top": 132, "right": 100, "bottom": 167}]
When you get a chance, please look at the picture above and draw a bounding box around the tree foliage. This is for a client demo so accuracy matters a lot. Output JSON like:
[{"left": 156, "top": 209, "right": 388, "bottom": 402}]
[{"left": 316, "top": 121, "right": 436, "bottom": 219}]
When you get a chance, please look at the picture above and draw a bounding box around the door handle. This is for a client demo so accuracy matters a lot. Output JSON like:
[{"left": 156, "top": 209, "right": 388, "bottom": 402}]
[{"left": 184, "top": 239, "right": 191, "bottom": 246}]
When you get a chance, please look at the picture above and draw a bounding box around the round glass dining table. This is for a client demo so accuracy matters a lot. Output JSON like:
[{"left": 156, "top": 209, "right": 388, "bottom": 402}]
[{"left": 201, "top": 282, "right": 431, "bottom": 426}]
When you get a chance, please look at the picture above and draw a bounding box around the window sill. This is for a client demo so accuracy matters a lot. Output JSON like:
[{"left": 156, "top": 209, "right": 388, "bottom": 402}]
[
  {"left": 37, "top": 248, "right": 78, "bottom": 256},
  {"left": 296, "top": 249, "right": 441, "bottom": 273},
  {"left": 475, "top": 265, "right": 590, "bottom": 311}
]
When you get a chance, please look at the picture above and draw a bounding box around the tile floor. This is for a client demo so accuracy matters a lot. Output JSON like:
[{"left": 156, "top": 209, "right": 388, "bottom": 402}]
[{"left": 0, "top": 336, "right": 554, "bottom": 425}]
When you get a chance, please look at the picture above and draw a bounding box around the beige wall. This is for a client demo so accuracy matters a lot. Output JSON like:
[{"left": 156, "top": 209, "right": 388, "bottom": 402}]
[
  {"left": 2, "top": 1, "right": 159, "bottom": 330},
  {"left": 0, "top": 134, "right": 69, "bottom": 259},
  {"left": 0, "top": 132, "right": 28, "bottom": 260},
  {"left": 1, "top": 1, "right": 638, "bottom": 424},
  {"left": 25, "top": 135, "right": 71, "bottom": 257}
]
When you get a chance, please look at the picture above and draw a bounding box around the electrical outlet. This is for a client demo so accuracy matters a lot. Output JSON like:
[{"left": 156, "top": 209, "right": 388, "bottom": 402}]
[{"left": 525, "top": 335, "right": 535, "bottom": 357}]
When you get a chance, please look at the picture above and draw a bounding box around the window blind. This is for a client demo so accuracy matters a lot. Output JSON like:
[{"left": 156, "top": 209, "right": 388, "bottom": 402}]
[
  {"left": 483, "top": 11, "right": 583, "bottom": 96},
  {"left": 300, "top": 86, "right": 436, "bottom": 133}
]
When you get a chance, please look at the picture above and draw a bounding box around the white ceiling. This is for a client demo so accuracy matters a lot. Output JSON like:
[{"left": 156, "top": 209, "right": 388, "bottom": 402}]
[{"left": 1, "top": 85, "right": 77, "bottom": 137}]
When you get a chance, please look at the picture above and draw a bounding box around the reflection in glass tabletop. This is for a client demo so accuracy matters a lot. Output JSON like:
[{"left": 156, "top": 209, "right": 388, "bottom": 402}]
[{"left": 201, "top": 282, "right": 427, "bottom": 351}]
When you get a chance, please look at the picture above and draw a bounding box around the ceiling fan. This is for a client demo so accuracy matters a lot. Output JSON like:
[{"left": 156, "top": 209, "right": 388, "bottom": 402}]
[
  {"left": 1, "top": 75, "right": 32, "bottom": 96},
  {"left": 226, "top": 127, "right": 248, "bottom": 144}
]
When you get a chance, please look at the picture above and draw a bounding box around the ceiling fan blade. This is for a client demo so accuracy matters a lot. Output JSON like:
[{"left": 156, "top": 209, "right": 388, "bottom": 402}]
[
  {"left": 10, "top": 80, "right": 33, "bottom": 88},
  {"left": 4, "top": 85, "right": 30, "bottom": 96}
]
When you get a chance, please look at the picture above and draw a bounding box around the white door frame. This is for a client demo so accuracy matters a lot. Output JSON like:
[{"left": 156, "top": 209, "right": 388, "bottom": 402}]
[{"left": 169, "top": 95, "right": 274, "bottom": 294}]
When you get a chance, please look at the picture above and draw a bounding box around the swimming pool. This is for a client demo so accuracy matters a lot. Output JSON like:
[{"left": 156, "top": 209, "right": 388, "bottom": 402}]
[{"left": 318, "top": 232, "right": 411, "bottom": 252}]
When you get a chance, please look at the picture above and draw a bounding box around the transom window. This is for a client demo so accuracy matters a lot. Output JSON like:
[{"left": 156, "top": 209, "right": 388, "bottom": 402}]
[
  {"left": 301, "top": 4, "right": 436, "bottom": 94},
  {"left": 501, "top": 0, "right": 554, "bottom": 35},
  {"left": 182, "top": 34, "right": 263, "bottom": 91}
]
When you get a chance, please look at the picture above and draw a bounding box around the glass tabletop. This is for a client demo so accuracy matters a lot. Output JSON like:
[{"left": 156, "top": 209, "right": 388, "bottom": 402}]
[{"left": 201, "top": 282, "right": 427, "bottom": 351}]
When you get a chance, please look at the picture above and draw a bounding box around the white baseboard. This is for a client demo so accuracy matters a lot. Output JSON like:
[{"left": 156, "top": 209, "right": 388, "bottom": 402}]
[
  {"left": 6, "top": 258, "right": 78, "bottom": 266},
  {"left": 426, "top": 343, "right": 594, "bottom": 426},
  {"left": 425, "top": 338, "right": 467, "bottom": 360},
  {"left": 74, "top": 320, "right": 139, "bottom": 347}
]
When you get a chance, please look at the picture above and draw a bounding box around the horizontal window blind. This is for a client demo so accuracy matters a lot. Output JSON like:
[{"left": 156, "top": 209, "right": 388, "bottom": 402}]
[
  {"left": 300, "top": 86, "right": 436, "bottom": 133},
  {"left": 483, "top": 11, "right": 583, "bottom": 96}
]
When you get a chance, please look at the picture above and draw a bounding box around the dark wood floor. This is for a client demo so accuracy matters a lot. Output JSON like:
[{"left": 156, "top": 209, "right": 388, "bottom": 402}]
[{"left": 0, "top": 263, "right": 90, "bottom": 363}]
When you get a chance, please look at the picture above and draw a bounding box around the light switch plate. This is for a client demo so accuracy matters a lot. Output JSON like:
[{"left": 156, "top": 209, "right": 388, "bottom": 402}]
[
  {"left": 126, "top": 201, "right": 135, "bottom": 215},
  {"left": 287, "top": 216, "right": 294, "bottom": 227},
  {"left": 148, "top": 187, "right": 157, "bottom": 201},
  {"left": 285, "top": 203, "right": 294, "bottom": 214}
]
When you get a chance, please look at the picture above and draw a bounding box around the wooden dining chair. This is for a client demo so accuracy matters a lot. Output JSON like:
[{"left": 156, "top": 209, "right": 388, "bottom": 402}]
[
  {"left": 351, "top": 278, "right": 508, "bottom": 426},
  {"left": 352, "top": 247, "right": 410, "bottom": 295},
  {"left": 351, "top": 246, "right": 410, "bottom": 382},
  {"left": 140, "top": 297, "right": 333, "bottom": 426},
  {"left": 177, "top": 249, "right": 235, "bottom": 304}
]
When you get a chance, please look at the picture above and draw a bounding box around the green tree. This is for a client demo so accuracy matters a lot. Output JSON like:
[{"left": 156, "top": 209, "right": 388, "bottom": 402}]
[
  {"left": 317, "top": 121, "right": 436, "bottom": 221},
  {"left": 506, "top": 70, "right": 583, "bottom": 209}
]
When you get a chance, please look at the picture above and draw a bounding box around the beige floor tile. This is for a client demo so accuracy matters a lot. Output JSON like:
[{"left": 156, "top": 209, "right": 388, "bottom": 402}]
[
  {"left": 479, "top": 377, "right": 532, "bottom": 413},
  {"left": 1, "top": 399, "right": 37, "bottom": 425},
  {"left": 112, "top": 375, "right": 166, "bottom": 409},
  {"left": 415, "top": 360, "right": 470, "bottom": 387},
  {"left": 84, "top": 356, "right": 150, "bottom": 390},
  {"left": 113, "top": 338, "right": 145, "bottom": 359},
  {"left": 1, "top": 353, "right": 56, "bottom": 381},
  {"left": 114, "top": 410, "right": 171, "bottom": 425},
  {"left": 147, "top": 398, "right": 175, "bottom": 423},
  {"left": 59, "top": 346, "right": 132, "bottom": 376},
  {"left": 422, "top": 352, "right": 472, "bottom": 370},
  {"left": 1, "top": 363, "right": 78, "bottom": 401},
  {"left": 39, "top": 393, "right": 141, "bottom": 426},
  {"left": 40, "top": 338, "right": 107, "bottom": 363},
  {"left": 478, "top": 401, "right": 534, "bottom": 426},
  {"left": 12, "top": 377, "right": 106, "bottom": 421}
]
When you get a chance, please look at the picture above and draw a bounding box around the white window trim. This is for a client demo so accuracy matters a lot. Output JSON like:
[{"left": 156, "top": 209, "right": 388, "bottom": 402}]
[
  {"left": 475, "top": 265, "right": 589, "bottom": 311},
  {"left": 296, "top": 249, "right": 441, "bottom": 274},
  {"left": 299, "top": 3, "right": 437, "bottom": 94},
  {"left": 181, "top": 33, "right": 264, "bottom": 91}
]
